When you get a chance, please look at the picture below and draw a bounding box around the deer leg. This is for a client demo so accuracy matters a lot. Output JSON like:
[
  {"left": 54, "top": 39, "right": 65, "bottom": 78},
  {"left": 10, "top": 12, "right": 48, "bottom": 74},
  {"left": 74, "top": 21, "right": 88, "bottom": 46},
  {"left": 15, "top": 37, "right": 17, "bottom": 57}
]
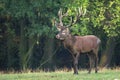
[
  {"left": 88, "top": 53, "right": 94, "bottom": 74},
  {"left": 88, "top": 54, "right": 92, "bottom": 74},
  {"left": 73, "top": 53, "right": 79, "bottom": 74},
  {"left": 95, "top": 55, "right": 98, "bottom": 73},
  {"left": 93, "top": 49, "right": 99, "bottom": 73}
]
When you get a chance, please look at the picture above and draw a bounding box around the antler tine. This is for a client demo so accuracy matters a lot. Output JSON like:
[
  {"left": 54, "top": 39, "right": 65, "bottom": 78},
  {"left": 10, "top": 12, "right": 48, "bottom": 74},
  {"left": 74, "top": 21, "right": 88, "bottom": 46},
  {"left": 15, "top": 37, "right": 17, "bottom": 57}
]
[
  {"left": 62, "top": 11, "right": 68, "bottom": 17},
  {"left": 78, "top": 7, "right": 82, "bottom": 17},
  {"left": 78, "top": 6, "right": 86, "bottom": 16},
  {"left": 57, "top": 7, "right": 86, "bottom": 28},
  {"left": 66, "top": 17, "right": 73, "bottom": 27},
  {"left": 66, "top": 9, "right": 80, "bottom": 27},
  {"left": 58, "top": 8, "right": 68, "bottom": 27},
  {"left": 58, "top": 8, "right": 63, "bottom": 26},
  {"left": 67, "top": 7, "right": 86, "bottom": 27},
  {"left": 73, "top": 7, "right": 82, "bottom": 23}
]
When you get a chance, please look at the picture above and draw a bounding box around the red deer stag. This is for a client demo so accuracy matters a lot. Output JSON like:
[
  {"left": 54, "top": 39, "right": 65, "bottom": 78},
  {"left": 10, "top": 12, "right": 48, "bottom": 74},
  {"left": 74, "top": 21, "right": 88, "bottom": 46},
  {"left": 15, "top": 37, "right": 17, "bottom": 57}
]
[{"left": 55, "top": 8, "right": 101, "bottom": 74}]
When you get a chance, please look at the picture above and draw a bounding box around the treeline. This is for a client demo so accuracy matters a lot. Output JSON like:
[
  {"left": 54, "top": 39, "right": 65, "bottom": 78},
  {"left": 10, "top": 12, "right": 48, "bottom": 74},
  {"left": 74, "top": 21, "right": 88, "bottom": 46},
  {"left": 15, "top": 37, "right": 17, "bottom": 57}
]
[{"left": 0, "top": 0, "right": 120, "bottom": 71}]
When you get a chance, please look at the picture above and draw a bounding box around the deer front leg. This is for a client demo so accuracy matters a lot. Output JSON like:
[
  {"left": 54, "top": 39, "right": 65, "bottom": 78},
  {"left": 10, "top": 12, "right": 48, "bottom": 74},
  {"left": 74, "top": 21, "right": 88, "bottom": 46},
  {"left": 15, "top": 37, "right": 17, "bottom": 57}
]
[
  {"left": 93, "top": 50, "right": 99, "bottom": 73},
  {"left": 73, "top": 53, "right": 79, "bottom": 74}
]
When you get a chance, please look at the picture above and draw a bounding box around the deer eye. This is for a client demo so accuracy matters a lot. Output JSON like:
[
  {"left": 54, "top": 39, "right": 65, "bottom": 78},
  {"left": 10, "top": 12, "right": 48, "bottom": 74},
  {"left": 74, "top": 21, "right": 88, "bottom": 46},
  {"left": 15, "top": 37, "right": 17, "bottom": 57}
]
[
  {"left": 62, "top": 32, "right": 66, "bottom": 35},
  {"left": 61, "top": 30, "right": 66, "bottom": 34}
]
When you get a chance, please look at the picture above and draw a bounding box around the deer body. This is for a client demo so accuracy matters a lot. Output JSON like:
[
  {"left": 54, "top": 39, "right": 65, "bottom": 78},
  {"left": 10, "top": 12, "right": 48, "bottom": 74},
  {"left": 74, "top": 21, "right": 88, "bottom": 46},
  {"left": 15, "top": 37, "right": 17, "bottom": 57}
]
[
  {"left": 63, "top": 35, "right": 100, "bottom": 54},
  {"left": 56, "top": 33, "right": 101, "bottom": 74},
  {"left": 55, "top": 8, "right": 101, "bottom": 74}
]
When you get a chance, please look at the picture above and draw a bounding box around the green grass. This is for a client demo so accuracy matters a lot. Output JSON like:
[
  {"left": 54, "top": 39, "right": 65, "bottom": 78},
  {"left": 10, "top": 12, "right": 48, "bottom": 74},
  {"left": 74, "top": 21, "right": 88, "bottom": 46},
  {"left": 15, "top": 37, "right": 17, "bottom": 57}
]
[{"left": 0, "top": 69, "right": 120, "bottom": 80}]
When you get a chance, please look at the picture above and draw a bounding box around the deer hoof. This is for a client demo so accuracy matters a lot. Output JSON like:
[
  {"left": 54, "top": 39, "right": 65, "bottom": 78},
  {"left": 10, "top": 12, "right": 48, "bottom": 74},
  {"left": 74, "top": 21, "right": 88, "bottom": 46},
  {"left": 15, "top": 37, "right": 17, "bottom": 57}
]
[
  {"left": 95, "top": 70, "right": 98, "bottom": 73},
  {"left": 88, "top": 71, "right": 91, "bottom": 74},
  {"left": 73, "top": 72, "right": 78, "bottom": 75}
]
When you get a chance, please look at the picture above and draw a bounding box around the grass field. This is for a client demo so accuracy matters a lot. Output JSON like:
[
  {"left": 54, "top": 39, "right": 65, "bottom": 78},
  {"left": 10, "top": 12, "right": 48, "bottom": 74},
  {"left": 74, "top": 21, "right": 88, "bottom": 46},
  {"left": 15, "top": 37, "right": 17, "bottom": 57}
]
[{"left": 0, "top": 69, "right": 120, "bottom": 80}]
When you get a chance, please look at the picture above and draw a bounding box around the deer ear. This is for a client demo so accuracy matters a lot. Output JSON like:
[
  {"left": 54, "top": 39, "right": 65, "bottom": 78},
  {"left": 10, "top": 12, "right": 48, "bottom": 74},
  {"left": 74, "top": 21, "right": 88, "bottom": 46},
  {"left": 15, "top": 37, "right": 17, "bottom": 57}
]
[
  {"left": 54, "top": 20, "right": 58, "bottom": 27},
  {"left": 66, "top": 28, "right": 70, "bottom": 33},
  {"left": 57, "top": 27, "right": 62, "bottom": 31},
  {"left": 55, "top": 23, "right": 62, "bottom": 31},
  {"left": 55, "top": 21, "right": 63, "bottom": 31},
  {"left": 54, "top": 21, "right": 61, "bottom": 31}
]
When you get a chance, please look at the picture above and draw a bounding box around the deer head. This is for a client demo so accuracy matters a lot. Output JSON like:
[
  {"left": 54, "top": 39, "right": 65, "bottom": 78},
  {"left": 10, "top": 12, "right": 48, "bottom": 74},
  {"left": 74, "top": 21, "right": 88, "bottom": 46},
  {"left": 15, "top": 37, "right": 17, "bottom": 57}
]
[
  {"left": 56, "top": 27, "right": 70, "bottom": 40},
  {"left": 55, "top": 7, "right": 86, "bottom": 40}
]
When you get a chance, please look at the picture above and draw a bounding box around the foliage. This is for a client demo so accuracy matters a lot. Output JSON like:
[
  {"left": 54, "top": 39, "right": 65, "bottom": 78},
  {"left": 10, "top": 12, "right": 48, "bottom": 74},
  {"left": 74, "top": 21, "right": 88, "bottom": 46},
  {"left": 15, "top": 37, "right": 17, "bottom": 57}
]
[
  {"left": 103, "top": 0, "right": 120, "bottom": 37},
  {"left": 0, "top": 0, "right": 120, "bottom": 71},
  {"left": 87, "top": 0, "right": 120, "bottom": 37},
  {"left": 0, "top": 0, "right": 59, "bottom": 38}
]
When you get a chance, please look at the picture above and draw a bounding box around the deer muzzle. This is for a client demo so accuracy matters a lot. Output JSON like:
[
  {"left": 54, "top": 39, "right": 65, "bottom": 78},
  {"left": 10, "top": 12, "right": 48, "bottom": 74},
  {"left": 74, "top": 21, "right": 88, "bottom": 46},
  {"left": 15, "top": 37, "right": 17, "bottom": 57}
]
[
  {"left": 56, "top": 34, "right": 65, "bottom": 40},
  {"left": 56, "top": 34, "right": 60, "bottom": 39}
]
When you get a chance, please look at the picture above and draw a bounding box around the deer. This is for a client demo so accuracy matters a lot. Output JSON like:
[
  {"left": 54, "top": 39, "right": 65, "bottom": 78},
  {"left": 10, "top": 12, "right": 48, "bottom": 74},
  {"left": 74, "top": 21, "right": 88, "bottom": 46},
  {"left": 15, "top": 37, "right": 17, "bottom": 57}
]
[{"left": 55, "top": 8, "right": 101, "bottom": 74}]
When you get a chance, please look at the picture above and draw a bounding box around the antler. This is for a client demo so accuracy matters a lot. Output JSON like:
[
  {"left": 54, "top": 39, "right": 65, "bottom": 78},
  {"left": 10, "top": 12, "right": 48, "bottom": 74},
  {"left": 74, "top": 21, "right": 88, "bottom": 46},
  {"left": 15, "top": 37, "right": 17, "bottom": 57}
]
[
  {"left": 55, "top": 7, "right": 86, "bottom": 31},
  {"left": 66, "top": 7, "right": 86, "bottom": 27},
  {"left": 58, "top": 8, "right": 68, "bottom": 27}
]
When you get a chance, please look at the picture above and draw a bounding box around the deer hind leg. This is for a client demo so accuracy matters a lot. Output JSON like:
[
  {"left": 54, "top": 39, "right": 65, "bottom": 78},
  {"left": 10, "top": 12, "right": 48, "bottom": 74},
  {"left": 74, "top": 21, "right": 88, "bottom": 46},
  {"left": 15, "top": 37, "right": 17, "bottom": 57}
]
[
  {"left": 95, "top": 55, "right": 98, "bottom": 73},
  {"left": 88, "top": 52, "right": 94, "bottom": 74},
  {"left": 73, "top": 53, "right": 79, "bottom": 74},
  {"left": 93, "top": 49, "right": 99, "bottom": 73}
]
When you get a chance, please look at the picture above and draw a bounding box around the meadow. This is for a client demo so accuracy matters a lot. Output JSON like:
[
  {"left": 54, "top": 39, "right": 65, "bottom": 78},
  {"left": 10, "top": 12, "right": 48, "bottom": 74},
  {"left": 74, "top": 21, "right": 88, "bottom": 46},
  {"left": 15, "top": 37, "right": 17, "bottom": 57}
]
[{"left": 0, "top": 69, "right": 120, "bottom": 80}]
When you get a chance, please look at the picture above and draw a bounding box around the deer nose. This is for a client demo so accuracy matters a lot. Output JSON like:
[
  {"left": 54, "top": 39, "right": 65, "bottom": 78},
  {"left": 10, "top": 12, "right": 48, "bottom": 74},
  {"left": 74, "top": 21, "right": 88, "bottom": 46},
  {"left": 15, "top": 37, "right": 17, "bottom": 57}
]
[{"left": 56, "top": 35, "right": 60, "bottom": 39}]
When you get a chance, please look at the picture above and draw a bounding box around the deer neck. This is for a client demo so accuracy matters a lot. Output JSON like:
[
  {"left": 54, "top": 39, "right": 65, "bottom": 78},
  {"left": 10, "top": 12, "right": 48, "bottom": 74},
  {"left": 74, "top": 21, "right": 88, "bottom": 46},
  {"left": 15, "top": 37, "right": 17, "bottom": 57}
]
[{"left": 63, "top": 34, "right": 75, "bottom": 48}]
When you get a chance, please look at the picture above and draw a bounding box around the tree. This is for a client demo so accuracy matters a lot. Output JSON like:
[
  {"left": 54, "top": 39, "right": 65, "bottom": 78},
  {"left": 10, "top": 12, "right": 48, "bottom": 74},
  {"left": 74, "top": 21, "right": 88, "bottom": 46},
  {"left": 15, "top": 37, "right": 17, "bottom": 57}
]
[
  {"left": 0, "top": 0, "right": 61, "bottom": 70},
  {"left": 87, "top": 0, "right": 120, "bottom": 67},
  {"left": 0, "top": 0, "right": 120, "bottom": 71}
]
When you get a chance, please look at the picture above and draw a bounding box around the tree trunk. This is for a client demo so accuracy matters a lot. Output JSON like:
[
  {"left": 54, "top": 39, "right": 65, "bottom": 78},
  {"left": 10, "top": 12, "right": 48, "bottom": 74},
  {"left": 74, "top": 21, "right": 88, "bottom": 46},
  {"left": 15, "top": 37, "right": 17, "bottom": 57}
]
[
  {"left": 40, "top": 37, "right": 55, "bottom": 71},
  {"left": 27, "top": 36, "right": 36, "bottom": 68},
  {"left": 19, "top": 20, "right": 28, "bottom": 70},
  {"left": 7, "top": 34, "right": 14, "bottom": 69},
  {"left": 99, "top": 37, "right": 116, "bottom": 68}
]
